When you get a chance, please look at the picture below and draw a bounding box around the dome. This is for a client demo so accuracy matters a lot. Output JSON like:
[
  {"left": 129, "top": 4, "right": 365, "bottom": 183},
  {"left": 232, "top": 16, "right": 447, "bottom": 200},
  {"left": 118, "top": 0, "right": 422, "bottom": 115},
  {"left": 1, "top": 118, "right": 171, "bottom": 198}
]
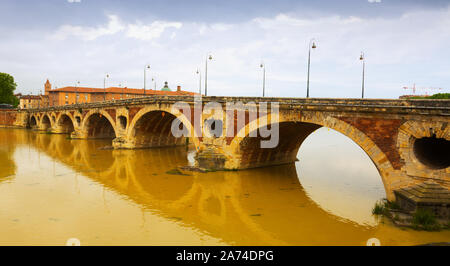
[{"left": 161, "top": 81, "right": 171, "bottom": 91}]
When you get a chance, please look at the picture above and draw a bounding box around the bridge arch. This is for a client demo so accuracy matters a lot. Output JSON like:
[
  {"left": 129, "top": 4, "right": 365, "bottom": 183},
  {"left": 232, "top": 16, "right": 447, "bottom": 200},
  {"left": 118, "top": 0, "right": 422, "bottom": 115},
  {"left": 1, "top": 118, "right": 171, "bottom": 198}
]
[
  {"left": 82, "top": 110, "right": 117, "bottom": 139},
  {"left": 29, "top": 115, "right": 38, "bottom": 128},
  {"left": 40, "top": 114, "right": 52, "bottom": 131},
  {"left": 127, "top": 106, "right": 198, "bottom": 149},
  {"left": 56, "top": 113, "right": 75, "bottom": 134},
  {"left": 229, "top": 112, "right": 395, "bottom": 198}
]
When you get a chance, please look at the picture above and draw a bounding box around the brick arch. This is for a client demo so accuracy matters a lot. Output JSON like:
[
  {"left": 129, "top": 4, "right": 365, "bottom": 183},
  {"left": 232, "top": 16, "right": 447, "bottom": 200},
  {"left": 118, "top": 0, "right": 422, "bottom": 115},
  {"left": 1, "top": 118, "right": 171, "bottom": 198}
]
[
  {"left": 127, "top": 106, "right": 199, "bottom": 149},
  {"left": 81, "top": 110, "right": 118, "bottom": 139},
  {"left": 228, "top": 112, "right": 395, "bottom": 198},
  {"left": 40, "top": 113, "right": 53, "bottom": 130},
  {"left": 29, "top": 114, "right": 38, "bottom": 128},
  {"left": 55, "top": 112, "right": 76, "bottom": 134}
]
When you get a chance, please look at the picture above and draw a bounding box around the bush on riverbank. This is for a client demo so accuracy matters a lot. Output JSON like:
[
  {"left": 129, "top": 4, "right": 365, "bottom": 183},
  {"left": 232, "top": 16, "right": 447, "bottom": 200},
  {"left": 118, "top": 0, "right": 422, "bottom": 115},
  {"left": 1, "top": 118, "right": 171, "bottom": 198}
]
[
  {"left": 372, "top": 199, "right": 399, "bottom": 215},
  {"left": 412, "top": 209, "right": 440, "bottom": 231},
  {"left": 372, "top": 199, "right": 448, "bottom": 231}
]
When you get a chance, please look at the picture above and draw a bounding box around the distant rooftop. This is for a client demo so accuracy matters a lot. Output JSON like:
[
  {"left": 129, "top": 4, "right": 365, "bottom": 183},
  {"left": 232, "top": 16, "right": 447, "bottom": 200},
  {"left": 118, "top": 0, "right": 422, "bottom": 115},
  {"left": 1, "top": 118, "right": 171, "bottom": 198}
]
[{"left": 50, "top": 85, "right": 196, "bottom": 96}]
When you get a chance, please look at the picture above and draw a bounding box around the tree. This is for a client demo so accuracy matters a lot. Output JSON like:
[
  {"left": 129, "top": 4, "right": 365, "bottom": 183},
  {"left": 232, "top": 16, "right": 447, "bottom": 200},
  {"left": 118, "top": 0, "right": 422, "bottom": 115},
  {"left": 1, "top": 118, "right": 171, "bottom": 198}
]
[{"left": 0, "top": 73, "right": 19, "bottom": 107}]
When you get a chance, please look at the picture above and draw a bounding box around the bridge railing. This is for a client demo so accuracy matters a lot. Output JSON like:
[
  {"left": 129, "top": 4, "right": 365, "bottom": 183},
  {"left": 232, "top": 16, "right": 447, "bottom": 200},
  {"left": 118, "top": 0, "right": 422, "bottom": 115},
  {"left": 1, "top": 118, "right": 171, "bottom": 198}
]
[{"left": 25, "top": 95, "right": 450, "bottom": 114}]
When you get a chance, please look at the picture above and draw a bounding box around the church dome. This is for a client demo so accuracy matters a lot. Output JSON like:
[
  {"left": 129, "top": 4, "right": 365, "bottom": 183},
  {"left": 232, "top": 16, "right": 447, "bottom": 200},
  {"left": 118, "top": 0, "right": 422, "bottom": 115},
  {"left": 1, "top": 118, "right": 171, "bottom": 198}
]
[{"left": 161, "top": 81, "right": 171, "bottom": 91}]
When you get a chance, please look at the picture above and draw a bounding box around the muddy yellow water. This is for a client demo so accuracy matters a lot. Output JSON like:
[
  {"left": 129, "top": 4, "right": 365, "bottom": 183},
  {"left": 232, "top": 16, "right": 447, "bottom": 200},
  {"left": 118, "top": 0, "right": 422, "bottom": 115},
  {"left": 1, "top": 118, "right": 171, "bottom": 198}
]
[{"left": 0, "top": 128, "right": 448, "bottom": 246}]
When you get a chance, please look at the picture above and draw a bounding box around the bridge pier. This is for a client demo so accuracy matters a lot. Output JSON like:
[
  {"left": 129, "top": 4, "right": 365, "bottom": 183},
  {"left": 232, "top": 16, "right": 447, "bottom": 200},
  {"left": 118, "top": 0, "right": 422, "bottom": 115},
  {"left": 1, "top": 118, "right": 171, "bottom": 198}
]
[
  {"left": 112, "top": 137, "right": 134, "bottom": 149},
  {"left": 70, "top": 128, "right": 87, "bottom": 139}
]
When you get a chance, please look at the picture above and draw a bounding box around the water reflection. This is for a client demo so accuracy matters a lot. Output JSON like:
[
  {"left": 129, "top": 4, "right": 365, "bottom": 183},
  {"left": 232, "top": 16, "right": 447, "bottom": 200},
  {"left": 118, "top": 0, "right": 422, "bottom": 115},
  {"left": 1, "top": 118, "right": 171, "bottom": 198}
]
[
  {"left": 0, "top": 128, "right": 449, "bottom": 246},
  {"left": 0, "top": 129, "right": 17, "bottom": 182},
  {"left": 297, "top": 127, "right": 386, "bottom": 225}
]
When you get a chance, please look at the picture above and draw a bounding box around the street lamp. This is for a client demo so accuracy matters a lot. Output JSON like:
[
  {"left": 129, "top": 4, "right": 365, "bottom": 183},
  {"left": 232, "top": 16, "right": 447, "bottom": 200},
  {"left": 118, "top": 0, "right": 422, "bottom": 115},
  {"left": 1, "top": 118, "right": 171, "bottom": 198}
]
[
  {"left": 104, "top": 74, "right": 110, "bottom": 101},
  {"left": 196, "top": 68, "right": 202, "bottom": 95},
  {"left": 360, "top": 52, "right": 365, "bottom": 99},
  {"left": 144, "top": 65, "right": 150, "bottom": 96},
  {"left": 306, "top": 38, "right": 317, "bottom": 98},
  {"left": 260, "top": 63, "right": 266, "bottom": 97},
  {"left": 205, "top": 53, "right": 212, "bottom": 96},
  {"left": 75, "top": 81, "right": 80, "bottom": 104}
]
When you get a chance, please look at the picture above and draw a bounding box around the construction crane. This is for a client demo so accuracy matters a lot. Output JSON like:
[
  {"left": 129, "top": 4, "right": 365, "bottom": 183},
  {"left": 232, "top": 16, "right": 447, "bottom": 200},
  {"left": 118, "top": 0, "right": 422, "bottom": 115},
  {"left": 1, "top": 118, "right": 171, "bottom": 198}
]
[
  {"left": 402, "top": 84, "right": 416, "bottom": 94},
  {"left": 402, "top": 84, "right": 444, "bottom": 96}
]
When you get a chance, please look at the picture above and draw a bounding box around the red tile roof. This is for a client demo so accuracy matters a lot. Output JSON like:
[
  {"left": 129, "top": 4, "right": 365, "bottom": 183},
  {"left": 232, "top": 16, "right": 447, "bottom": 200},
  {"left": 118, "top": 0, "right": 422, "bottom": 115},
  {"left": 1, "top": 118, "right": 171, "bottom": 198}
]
[
  {"left": 20, "top": 95, "right": 42, "bottom": 100},
  {"left": 50, "top": 86, "right": 197, "bottom": 96}
]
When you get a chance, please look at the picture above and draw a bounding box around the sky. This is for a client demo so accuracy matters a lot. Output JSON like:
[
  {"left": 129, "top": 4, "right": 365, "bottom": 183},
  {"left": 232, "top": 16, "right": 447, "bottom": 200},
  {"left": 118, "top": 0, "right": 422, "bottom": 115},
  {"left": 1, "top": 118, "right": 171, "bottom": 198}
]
[{"left": 1, "top": 0, "right": 450, "bottom": 98}]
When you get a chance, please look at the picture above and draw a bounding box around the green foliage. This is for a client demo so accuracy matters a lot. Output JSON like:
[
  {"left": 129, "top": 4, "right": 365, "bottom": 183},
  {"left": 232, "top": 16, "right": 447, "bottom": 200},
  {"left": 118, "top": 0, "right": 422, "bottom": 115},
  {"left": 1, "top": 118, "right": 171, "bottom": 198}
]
[
  {"left": 428, "top": 93, "right": 450, "bottom": 99},
  {"left": 372, "top": 199, "right": 400, "bottom": 216},
  {"left": 385, "top": 200, "right": 400, "bottom": 210},
  {"left": 372, "top": 200, "right": 387, "bottom": 215},
  {"left": 0, "top": 73, "right": 19, "bottom": 107},
  {"left": 412, "top": 209, "right": 440, "bottom": 231},
  {"left": 409, "top": 93, "right": 450, "bottom": 99}
]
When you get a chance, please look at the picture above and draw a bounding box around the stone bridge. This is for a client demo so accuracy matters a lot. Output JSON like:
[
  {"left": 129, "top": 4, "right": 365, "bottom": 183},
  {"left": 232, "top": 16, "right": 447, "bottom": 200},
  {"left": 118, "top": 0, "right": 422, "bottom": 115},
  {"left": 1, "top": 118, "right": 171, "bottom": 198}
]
[{"left": 9, "top": 96, "right": 450, "bottom": 200}]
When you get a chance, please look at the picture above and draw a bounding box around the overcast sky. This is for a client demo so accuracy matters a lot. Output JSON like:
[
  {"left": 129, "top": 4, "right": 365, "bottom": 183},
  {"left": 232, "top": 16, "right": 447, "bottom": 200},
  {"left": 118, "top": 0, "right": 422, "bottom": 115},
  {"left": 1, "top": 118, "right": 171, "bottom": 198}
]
[{"left": 1, "top": 0, "right": 449, "bottom": 98}]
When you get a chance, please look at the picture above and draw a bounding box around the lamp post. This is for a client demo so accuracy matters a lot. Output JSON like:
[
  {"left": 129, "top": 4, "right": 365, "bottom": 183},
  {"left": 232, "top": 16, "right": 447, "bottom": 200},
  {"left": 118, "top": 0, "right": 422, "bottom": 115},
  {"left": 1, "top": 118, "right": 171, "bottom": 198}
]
[
  {"left": 103, "top": 74, "right": 109, "bottom": 101},
  {"left": 360, "top": 52, "right": 365, "bottom": 99},
  {"left": 260, "top": 63, "right": 266, "bottom": 97},
  {"left": 205, "top": 53, "right": 212, "bottom": 96},
  {"left": 75, "top": 81, "right": 80, "bottom": 104},
  {"left": 144, "top": 65, "right": 150, "bottom": 96},
  {"left": 196, "top": 68, "right": 202, "bottom": 94},
  {"left": 306, "top": 38, "right": 317, "bottom": 98}
]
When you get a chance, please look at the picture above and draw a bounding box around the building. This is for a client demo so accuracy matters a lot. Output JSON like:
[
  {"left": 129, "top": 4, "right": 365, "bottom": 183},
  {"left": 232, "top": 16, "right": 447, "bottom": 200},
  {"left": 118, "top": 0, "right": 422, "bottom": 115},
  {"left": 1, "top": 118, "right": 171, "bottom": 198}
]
[
  {"left": 19, "top": 95, "right": 48, "bottom": 109},
  {"left": 43, "top": 80, "right": 197, "bottom": 106},
  {"left": 399, "top": 95, "right": 429, "bottom": 99}
]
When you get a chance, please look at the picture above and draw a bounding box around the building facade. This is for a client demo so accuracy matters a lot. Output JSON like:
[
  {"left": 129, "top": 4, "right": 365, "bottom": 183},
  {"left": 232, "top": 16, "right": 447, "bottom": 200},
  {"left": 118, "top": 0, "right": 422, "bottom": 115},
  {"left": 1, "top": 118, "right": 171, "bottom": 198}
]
[
  {"left": 19, "top": 95, "right": 48, "bottom": 109},
  {"left": 43, "top": 80, "right": 196, "bottom": 106}
]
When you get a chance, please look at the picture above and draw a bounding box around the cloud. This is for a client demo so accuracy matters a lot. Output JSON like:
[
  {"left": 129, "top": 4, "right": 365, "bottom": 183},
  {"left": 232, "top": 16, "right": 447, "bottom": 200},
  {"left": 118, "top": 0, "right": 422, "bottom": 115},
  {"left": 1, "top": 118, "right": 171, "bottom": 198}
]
[
  {"left": 67, "top": 0, "right": 81, "bottom": 3},
  {"left": 5, "top": 7, "right": 450, "bottom": 98},
  {"left": 52, "top": 15, "right": 182, "bottom": 41},
  {"left": 368, "top": 0, "right": 381, "bottom": 3},
  {"left": 52, "top": 15, "right": 124, "bottom": 40},
  {"left": 126, "top": 21, "right": 182, "bottom": 41}
]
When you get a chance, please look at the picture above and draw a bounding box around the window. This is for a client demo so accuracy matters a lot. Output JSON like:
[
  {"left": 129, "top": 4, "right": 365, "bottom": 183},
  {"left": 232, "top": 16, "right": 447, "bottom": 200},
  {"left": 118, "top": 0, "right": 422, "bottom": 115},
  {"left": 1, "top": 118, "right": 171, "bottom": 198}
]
[{"left": 65, "top": 94, "right": 68, "bottom": 99}]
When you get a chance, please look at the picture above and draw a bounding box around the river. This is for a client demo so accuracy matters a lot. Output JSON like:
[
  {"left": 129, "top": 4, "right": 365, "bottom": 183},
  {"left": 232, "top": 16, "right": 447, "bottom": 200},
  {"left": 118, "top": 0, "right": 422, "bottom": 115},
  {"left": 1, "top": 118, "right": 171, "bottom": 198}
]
[{"left": 0, "top": 128, "right": 448, "bottom": 245}]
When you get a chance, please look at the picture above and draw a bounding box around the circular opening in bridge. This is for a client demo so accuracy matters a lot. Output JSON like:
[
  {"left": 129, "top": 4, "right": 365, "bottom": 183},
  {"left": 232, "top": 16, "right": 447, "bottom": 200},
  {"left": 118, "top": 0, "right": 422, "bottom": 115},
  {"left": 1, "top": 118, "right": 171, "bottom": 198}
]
[
  {"left": 413, "top": 136, "right": 450, "bottom": 169},
  {"left": 118, "top": 116, "right": 127, "bottom": 130}
]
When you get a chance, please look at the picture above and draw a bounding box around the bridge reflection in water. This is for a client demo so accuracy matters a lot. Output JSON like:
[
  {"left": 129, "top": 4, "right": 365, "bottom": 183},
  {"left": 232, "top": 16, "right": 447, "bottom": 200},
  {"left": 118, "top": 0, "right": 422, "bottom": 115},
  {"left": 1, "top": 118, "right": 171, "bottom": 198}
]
[{"left": 0, "top": 128, "right": 449, "bottom": 246}]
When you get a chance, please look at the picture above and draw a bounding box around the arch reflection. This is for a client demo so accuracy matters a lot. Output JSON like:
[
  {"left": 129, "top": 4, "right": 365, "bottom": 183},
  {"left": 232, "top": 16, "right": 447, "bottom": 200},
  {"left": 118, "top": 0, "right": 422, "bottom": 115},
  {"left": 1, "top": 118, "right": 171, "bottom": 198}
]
[{"left": 17, "top": 129, "right": 380, "bottom": 245}]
